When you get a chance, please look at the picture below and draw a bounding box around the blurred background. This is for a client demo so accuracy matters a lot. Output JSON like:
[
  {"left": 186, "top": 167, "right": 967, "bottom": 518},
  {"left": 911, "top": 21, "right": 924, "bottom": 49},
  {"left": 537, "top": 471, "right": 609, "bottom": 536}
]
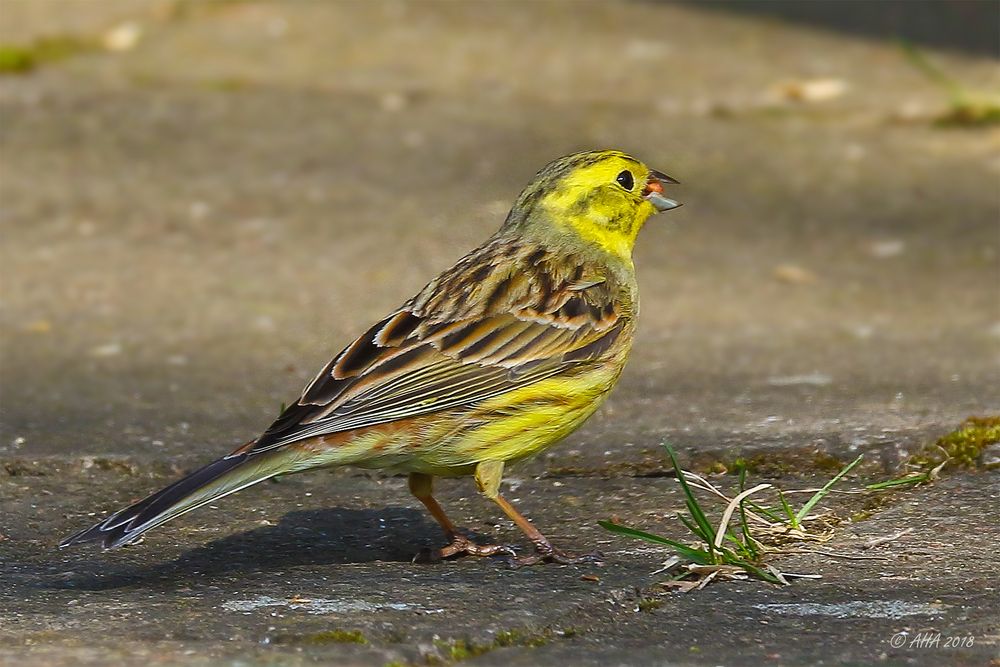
[{"left": 1, "top": 0, "right": 998, "bottom": 470}]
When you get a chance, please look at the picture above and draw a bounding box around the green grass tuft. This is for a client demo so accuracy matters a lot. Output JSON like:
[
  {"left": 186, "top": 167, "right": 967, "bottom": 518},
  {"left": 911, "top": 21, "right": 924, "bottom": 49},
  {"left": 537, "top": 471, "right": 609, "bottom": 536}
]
[
  {"left": 901, "top": 42, "right": 1000, "bottom": 127},
  {"left": 601, "top": 444, "right": 865, "bottom": 587}
]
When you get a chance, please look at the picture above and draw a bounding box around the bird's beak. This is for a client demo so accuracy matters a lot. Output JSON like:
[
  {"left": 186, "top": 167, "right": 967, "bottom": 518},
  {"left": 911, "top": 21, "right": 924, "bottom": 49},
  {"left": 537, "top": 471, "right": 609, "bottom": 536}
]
[{"left": 643, "top": 169, "right": 681, "bottom": 212}]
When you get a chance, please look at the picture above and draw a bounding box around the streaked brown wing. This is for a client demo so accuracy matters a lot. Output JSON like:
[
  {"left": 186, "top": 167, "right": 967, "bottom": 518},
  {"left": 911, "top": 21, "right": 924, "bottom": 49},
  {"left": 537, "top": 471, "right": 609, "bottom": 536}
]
[
  {"left": 244, "top": 240, "right": 628, "bottom": 455},
  {"left": 247, "top": 310, "right": 623, "bottom": 453}
]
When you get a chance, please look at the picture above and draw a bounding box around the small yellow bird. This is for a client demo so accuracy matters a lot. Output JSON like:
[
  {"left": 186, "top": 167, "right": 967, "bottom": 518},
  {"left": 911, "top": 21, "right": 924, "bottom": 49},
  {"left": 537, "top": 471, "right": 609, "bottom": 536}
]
[{"left": 61, "top": 150, "right": 681, "bottom": 565}]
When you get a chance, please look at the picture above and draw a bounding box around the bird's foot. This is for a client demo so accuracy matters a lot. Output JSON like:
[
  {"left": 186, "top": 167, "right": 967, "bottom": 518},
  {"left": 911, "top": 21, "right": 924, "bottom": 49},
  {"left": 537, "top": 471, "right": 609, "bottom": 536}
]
[
  {"left": 507, "top": 542, "right": 604, "bottom": 568},
  {"left": 413, "top": 534, "right": 517, "bottom": 563}
]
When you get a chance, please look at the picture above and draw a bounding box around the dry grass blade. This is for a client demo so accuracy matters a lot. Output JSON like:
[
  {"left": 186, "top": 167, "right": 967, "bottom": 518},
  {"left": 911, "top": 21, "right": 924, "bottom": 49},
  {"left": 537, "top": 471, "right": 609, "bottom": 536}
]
[
  {"left": 713, "top": 483, "right": 772, "bottom": 550},
  {"left": 682, "top": 471, "right": 778, "bottom": 528},
  {"left": 863, "top": 528, "right": 914, "bottom": 549},
  {"left": 791, "top": 548, "right": 890, "bottom": 561}
]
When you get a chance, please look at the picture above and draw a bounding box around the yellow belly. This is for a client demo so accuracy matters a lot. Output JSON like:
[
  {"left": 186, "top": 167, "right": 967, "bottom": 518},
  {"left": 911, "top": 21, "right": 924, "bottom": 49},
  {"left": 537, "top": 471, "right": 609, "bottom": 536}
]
[
  {"left": 400, "top": 361, "right": 622, "bottom": 475},
  {"left": 300, "top": 358, "right": 627, "bottom": 478}
]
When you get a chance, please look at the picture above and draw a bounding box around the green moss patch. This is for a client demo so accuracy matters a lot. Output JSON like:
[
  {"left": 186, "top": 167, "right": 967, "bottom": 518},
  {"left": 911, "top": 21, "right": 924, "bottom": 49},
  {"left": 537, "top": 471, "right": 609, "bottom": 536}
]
[
  {"left": 272, "top": 629, "right": 368, "bottom": 645},
  {"left": 911, "top": 416, "right": 1000, "bottom": 470},
  {"left": 0, "top": 35, "right": 98, "bottom": 75},
  {"left": 433, "top": 627, "right": 558, "bottom": 662}
]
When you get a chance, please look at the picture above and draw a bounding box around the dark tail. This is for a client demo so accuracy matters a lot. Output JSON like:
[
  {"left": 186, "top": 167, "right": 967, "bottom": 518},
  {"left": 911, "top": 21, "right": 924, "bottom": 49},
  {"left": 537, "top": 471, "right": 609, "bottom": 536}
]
[{"left": 60, "top": 451, "right": 284, "bottom": 550}]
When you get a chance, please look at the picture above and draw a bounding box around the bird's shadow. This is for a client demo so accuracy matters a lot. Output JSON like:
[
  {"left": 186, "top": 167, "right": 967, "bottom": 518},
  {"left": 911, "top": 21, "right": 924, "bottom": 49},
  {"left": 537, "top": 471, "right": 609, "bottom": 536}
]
[{"left": 46, "top": 506, "right": 475, "bottom": 591}]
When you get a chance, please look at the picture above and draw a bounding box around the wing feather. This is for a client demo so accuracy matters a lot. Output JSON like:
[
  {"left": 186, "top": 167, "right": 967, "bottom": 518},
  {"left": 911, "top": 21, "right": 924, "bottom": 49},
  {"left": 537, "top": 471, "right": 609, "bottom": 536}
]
[{"left": 246, "top": 240, "right": 629, "bottom": 455}]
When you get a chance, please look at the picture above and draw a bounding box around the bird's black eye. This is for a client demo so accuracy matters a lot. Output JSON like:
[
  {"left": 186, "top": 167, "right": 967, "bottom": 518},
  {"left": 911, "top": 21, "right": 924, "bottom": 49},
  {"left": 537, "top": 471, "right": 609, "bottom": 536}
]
[{"left": 615, "top": 170, "right": 634, "bottom": 190}]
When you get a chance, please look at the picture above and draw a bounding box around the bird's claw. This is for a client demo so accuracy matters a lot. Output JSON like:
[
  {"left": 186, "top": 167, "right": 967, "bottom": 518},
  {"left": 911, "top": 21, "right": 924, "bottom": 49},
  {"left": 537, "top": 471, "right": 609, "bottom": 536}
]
[
  {"left": 413, "top": 533, "right": 602, "bottom": 567},
  {"left": 505, "top": 545, "right": 604, "bottom": 568},
  {"left": 413, "top": 534, "right": 517, "bottom": 563}
]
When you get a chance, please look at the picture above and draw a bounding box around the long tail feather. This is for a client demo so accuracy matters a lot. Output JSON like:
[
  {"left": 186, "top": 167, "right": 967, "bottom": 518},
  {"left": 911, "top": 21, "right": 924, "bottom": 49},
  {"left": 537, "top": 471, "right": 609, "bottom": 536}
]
[{"left": 60, "top": 452, "right": 282, "bottom": 550}]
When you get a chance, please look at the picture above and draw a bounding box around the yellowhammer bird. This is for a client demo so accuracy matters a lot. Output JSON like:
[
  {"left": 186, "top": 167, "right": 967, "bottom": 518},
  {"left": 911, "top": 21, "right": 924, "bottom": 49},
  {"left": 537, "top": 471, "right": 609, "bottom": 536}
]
[{"left": 61, "top": 150, "right": 681, "bottom": 565}]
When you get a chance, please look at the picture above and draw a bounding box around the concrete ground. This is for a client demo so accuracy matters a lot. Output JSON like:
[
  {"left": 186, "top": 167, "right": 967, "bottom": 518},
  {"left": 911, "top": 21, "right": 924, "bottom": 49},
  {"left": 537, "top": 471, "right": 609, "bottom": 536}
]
[{"left": 1, "top": 1, "right": 998, "bottom": 665}]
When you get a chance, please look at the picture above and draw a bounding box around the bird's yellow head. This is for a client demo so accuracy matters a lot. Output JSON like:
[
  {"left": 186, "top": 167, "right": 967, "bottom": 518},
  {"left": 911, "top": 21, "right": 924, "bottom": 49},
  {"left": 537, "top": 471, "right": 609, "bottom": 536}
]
[{"left": 504, "top": 150, "right": 680, "bottom": 261}]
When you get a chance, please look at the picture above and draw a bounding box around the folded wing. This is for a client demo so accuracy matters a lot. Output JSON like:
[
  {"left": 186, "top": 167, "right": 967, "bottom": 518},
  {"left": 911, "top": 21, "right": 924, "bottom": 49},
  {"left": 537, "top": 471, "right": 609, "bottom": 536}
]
[{"left": 245, "top": 242, "right": 626, "bottom": 455}]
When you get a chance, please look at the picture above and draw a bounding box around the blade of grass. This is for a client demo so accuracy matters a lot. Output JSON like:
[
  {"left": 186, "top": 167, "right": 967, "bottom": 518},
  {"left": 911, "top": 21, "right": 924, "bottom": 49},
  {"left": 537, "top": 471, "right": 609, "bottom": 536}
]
[
  {"left": 899, "top": 40, "right": 966, "bottom": 102},
  {"left": 777, "top": 489, "right": 799, "bottom": 529},
  {"left": 677, "top": 514, "right": 708, "bottom": 543},
  {"left": 794, "top": 454, "right": 864, "bottom": 524},
  {"left": 745, "top": 499, "right": 785, "bottom": 524},
  {"left": 737, "top": 466, "right": 759, "bottom": 558},
  {"left": 715, "top": 546, "right": 784, "bottom": 584},
  {"left": 734, "top": 560, "right": 783, "bottom": 584},
  {"left": 598, "top": 520, "right": 713, "bottom": 564},
  {"left": 866, "top": 474, "right": 927, "bottom": 490},
  {"left": 682, "top": 471, "right": 777, "bottom": 528},
  {"left": 723, "top": 532, "right": 757, "bottom": 561},
  {"left": 712, "top": 483, "right": 772, "bottom": 550},
  {"left": 665, "top": 445, "right": 716, "bottom": 547}
]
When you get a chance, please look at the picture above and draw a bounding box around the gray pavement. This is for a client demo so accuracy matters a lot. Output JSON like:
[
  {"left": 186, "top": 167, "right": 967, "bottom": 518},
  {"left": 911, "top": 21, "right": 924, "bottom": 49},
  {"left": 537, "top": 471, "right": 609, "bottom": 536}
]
[{"left": 1, "top": 1, "right": 998, "bottom": 665}]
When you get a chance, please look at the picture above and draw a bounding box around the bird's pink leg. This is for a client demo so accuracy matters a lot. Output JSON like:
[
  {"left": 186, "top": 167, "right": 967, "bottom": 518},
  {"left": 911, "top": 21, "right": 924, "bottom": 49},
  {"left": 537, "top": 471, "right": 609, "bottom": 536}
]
[{"left": 408, "top": 472, "right": 514, "bottom": 561}]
